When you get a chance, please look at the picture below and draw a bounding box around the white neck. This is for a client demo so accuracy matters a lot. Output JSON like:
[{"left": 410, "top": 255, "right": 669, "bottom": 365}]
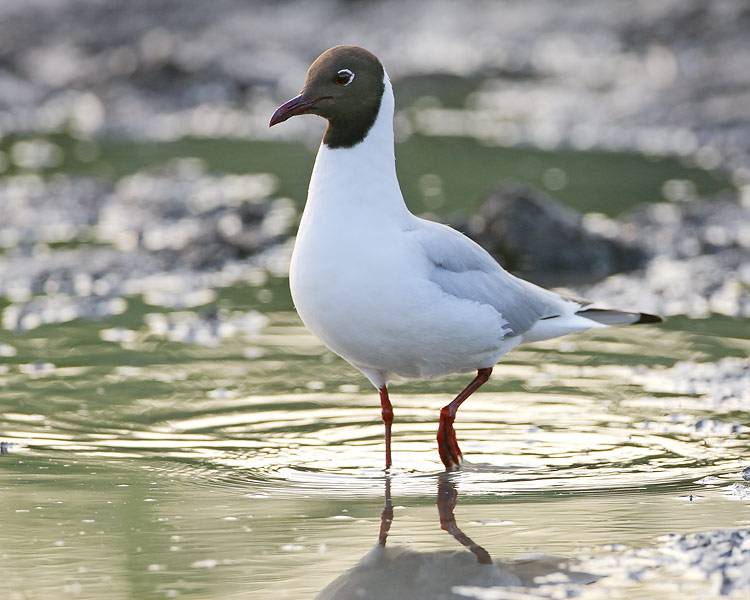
[{"left": 305, "top": 75, "right": 410, "bottom": 223}]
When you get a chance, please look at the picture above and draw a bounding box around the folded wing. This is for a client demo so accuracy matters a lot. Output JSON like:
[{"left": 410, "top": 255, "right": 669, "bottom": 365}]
[{"left": 411, "top": 218, "right": 662, "bottom": 344}]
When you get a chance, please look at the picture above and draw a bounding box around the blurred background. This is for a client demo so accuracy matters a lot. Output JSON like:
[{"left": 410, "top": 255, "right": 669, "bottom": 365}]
[
  {"left": 1, "top": 0, "right": 748, "bottom": 321},
  {"left": 1, "top": 2, "right": 749, "bottom": 599}
]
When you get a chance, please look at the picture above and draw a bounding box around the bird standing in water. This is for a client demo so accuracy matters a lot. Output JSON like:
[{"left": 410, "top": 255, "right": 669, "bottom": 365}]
[{"left": 270, "top": 45, "right": 662, "bottom": 471}]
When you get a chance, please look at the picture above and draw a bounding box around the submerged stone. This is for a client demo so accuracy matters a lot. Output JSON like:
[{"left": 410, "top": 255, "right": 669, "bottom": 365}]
[{"left": 456, "top": 182, "right": 645, "bottom": 286}]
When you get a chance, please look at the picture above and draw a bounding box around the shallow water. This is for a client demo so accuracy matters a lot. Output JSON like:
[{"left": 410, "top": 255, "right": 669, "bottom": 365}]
[
  {"left": 2, "top": 288, "right": 749, "bottom": 599},
  {"left": 0, "top": 118, "right": 748, "bottom": 600}
]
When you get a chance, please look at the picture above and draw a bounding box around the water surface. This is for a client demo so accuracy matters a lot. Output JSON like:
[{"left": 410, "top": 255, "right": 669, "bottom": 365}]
[{"left": 2, "top": 292, "right": 748, "bottom": 598}]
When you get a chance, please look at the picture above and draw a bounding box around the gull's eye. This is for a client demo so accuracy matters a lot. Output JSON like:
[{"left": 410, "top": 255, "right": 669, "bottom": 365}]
[{"left": 335, "top": 69, "right": 354, "bottom": 86}]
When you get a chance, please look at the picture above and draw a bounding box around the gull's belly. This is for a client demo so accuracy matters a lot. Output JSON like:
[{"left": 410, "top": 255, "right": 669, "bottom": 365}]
[{"left": 289, "top": 227, "right": 515, "bottom": 380}]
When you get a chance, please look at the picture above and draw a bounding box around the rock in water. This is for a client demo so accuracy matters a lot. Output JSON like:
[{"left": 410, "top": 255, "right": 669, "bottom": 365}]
[{"left": 459, "top": 182, "right": 645, "bottom": 286}]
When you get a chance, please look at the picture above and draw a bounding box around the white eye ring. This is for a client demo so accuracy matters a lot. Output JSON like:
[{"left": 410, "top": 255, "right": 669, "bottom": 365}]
[{"left": 336, "top": 69, "right": 355, "bottom": 86}]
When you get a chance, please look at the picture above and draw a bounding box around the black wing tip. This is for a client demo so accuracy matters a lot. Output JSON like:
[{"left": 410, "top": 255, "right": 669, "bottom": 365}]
[{"left": 634, "top": 312, "right": 665, "bottom": 324}]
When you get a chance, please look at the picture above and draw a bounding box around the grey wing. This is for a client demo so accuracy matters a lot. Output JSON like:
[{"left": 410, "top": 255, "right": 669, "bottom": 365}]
[{"left": 411, "top": 219, "right": 569, "bottom": 336}]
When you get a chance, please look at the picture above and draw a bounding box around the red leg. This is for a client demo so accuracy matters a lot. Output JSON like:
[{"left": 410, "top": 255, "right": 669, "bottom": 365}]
[
  {"left": 437, "top": 368, "right": 492, "bottom": 470},
  {"left": 379, "top": 385, "right": 394, "bottom": 470}
]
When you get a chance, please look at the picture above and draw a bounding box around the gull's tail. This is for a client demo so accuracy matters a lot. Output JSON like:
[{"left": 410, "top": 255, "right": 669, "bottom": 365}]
[
  {"left": 574, "top": 308, "right": 664, "bottom": 326},
  {"left": 521, "top": 302, "right": 664, "bottom": 344}
]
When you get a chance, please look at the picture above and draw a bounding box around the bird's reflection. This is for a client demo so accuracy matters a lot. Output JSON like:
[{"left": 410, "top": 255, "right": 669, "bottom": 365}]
[
  {"left": 436, "top": 475, "right": 493, "bottom": 565},
  {"left": 316, "top": 475, "right": 594, "bottom": 600}
]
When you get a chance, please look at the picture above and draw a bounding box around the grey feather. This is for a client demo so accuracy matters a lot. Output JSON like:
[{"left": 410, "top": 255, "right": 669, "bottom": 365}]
[{"left": 411, "top": 219, "right": 566, "bottom": 336}]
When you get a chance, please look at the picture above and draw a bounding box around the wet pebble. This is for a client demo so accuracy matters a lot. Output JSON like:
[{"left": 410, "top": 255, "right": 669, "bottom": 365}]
[
  {"left": 576, "top": 194, "right": 750, "bottom": 319},
  {"left": 454, "top": 528, "right": 750, "bottom": 598},
  {"left": 145, "top": 308, "right": 268, "bottom": 346},
  {"left": 635, "top": 357, "right": 748, "bottom": 407},
  {"left": 670, "top": 358, "right": 750, "bottom": 409},
  {"left": 2, "top": 294, "right": 127, "bottom": 331},
  {"left": 0, "top": 162, "right": 295, "bottom": 332},
  {"left": 695, "top": 476, "right": 721, "bottom": 485},
  {"left": 99, "top": 327, "right": 138, "bottom": 344},
  {"left": 0, "top": 343, "right": 17, "bottom": 357},
  {"left": 18, "top": 361, "right": 55, "bottom": 375},
  {"left": 725, "top": 483, "right": 750, "bottom": 501},
  {"left": 579, "top": 528, "right": 750, "bottom": 597},
  {"left": 190, "top": 558, "right": 219, "bottom": 569}
]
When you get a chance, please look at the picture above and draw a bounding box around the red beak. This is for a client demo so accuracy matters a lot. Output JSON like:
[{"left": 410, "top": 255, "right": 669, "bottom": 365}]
[{"left": 269, "top": 94, "right": 326, "bottom": 127}]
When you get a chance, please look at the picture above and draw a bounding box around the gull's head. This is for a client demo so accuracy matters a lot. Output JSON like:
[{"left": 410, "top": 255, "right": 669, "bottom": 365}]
[{"left": 269, "top": 45, "right": 386, "bottom": 148}]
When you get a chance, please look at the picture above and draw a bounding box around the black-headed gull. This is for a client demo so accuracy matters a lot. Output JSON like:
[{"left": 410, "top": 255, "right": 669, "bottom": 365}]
[{"left": 270, "top": 45, "right": 662, "bottom": 471}]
